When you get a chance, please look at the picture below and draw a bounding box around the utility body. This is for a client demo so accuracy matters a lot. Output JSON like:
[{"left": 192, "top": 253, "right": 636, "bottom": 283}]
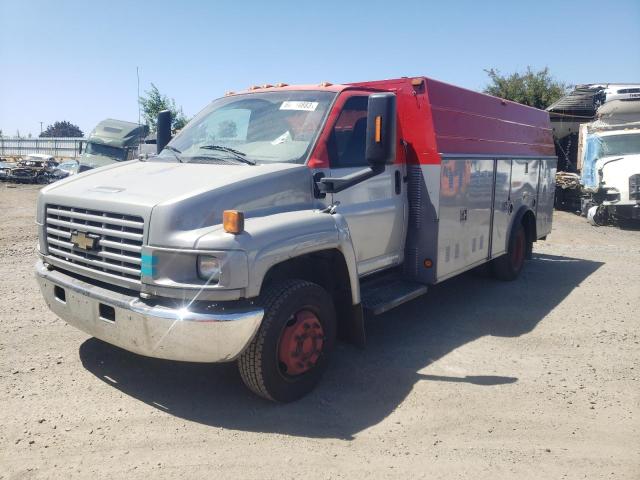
[{"left": 35, "top": 77, "right": 556, "bottom": 401}]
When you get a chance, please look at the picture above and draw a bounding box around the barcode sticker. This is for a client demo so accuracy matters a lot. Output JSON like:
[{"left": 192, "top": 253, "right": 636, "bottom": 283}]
[{"left": 280, "top": 101, "right": 318, "bottom": 111}]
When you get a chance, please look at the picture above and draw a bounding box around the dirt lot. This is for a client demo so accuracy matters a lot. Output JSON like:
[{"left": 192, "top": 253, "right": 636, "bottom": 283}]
[{"left": 0, "top": 183, "right": 638, "bottom": 479}]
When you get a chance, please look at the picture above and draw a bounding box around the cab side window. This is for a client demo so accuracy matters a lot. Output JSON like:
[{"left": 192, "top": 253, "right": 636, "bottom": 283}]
[{"left": 329, "top": 96, "right": 368, "bottom": 168}]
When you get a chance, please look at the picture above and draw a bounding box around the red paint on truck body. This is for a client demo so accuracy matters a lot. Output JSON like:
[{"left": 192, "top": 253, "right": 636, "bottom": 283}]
[{"left": 305, "top": 76, "right": 554, "bottom": 168}]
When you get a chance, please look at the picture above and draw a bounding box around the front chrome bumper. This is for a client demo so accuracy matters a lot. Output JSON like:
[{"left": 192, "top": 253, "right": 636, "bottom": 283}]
[{"left": 35, "top": 260, "right": 264, "bottom": 362}]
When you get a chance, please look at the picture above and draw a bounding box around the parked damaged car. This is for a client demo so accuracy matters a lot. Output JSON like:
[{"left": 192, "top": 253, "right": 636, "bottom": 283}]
[
  {"left": 6, "top": 154, "right": 59, "bottom": 184},
  {"left": 0, "top": 161, "right": 13, "bottom": 181},
  {"left": 49, "top": 160, "right": 83, "bottom": 181}
]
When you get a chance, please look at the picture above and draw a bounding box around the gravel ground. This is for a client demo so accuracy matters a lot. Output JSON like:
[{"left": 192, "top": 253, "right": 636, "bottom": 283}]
[{"left": 0, "top": 183, "right": 639, "bottom": 479}]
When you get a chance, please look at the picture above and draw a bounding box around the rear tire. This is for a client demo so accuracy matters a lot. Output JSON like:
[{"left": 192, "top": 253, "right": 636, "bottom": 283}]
[
  {"left": 492, "top": 221, "right": 528, "bottom": 281},
  {"left": 238, "top": 279, "right": 336, "bottom": 402}
]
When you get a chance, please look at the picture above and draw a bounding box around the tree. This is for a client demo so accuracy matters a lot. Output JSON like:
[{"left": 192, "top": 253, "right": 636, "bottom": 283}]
[
  {"left": 40, "top": 121, "right": 84, "bottom": 138},
  {"left": 483, "top": 67, "right": 569, "bottom": 110},
  {"left": 139, "top": 83, "right": 188, "bottom": 132}
]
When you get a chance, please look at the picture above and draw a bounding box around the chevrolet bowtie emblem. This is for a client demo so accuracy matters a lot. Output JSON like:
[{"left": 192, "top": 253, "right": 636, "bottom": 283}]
[{"left": 70, "top": 230, "right": 98, "bottom": 250}]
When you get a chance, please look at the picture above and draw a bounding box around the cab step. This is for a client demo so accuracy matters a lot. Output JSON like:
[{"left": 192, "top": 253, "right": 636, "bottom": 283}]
[{"left": 360, "top": 278, "right": 428, "bottom": 315}]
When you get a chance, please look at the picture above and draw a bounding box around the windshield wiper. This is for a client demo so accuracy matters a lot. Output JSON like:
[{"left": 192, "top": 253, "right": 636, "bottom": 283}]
[
  {"left": 163, "top": 145, "right": 184, "bottom": 163},
  {"left": 200, "top": 145, "right": 256, "bottom": 165}
]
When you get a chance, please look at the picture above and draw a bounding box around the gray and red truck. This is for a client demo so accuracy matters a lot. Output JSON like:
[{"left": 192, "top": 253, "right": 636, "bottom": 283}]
[{"left": 35, "top": 76, "right": 556, "bottom": 401}]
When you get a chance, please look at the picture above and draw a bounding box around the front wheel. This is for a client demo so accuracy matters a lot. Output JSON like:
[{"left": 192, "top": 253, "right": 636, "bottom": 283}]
[{"left": 238, "top": 279, "right": 336, "bottom": 402}]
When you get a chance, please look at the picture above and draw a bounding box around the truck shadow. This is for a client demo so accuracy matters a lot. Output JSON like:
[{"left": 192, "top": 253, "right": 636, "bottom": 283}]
[{"left": 79, "top": 253, "right": 602, "bottom": 440}]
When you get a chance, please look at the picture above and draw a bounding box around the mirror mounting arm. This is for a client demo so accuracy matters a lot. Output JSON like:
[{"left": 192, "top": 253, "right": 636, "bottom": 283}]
[{"left": 316, "top": 165, "right": 385, "bottom": 194}]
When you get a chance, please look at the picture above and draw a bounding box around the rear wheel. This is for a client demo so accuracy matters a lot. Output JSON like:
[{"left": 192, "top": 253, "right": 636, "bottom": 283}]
[
  {"left": 492, "top": 222, "right": 528, "bottom": 281},
  {"left": 238, "top": 279, "right": 336, "bottom": 402}
]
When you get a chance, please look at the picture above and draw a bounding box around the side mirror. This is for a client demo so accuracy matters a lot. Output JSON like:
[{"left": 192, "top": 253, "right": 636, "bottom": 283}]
[
  {"left": 156, "top": 110, "right": 172, "bottom": 154},
  {"left": 365, "top": 93, "right": 396, "bottom": 167}
]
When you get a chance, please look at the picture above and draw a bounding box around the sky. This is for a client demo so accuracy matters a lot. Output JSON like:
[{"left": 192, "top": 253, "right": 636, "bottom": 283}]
[{"left": 1, "top": 0, "right": 639, "bottom": 137}]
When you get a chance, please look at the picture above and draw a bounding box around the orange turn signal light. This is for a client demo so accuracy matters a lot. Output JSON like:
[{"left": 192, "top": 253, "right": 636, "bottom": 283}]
[
  {"left": 423, "top": 258, "right": 433, "bottom": 268},
  {"left": 375, "top": 115, "right": 382, "bottom": 143},
  {"left": 223, "top": 210, "right": 244, "bottom": 234}
]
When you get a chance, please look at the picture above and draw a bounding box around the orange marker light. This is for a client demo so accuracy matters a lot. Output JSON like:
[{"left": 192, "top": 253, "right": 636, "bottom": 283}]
[
  {"left": 411, "top": 77, "right": 423, "bottom": 87},
  {"left": 423, "top": 259, "right": 433, "bottom": 268},
  {"left": 375, "top": 115, "right": 382, "bottom": 143},
  {"left": 223, "top": 210, "right": 244, "bottom": 234}
]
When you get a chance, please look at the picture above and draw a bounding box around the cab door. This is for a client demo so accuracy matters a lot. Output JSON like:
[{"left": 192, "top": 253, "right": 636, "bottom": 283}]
[{"left": 328, "top": 93, "right": 406, "bottom": 275}]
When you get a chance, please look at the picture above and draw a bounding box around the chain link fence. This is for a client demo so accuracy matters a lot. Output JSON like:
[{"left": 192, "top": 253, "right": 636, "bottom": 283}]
[{"left": 0, "top": 137, "right": 86, "bottom": 159}]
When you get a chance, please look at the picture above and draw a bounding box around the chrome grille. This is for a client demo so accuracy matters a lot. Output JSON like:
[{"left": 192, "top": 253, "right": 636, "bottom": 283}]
[{"left": 45, "top": 204, "right": 144, "bottom": 282}]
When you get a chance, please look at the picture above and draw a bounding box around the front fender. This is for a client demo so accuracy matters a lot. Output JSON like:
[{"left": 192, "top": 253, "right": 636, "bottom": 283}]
[{"left": 195, "top": 210, "right": 360, "bottom": 304}]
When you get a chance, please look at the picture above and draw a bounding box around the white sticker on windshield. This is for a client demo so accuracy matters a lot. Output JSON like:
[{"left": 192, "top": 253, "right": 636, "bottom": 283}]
[{"left": 280, "top": 101, "right": 318, "bottom": 112}]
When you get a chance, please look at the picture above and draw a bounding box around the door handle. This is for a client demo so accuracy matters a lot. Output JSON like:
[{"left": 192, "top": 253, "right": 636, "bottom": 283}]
[{"left": 395, "top": 170, "right": 401, "bottom": 195}]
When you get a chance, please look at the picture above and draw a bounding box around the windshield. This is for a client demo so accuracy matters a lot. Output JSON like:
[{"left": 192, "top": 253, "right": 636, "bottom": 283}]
[
  {"left": 84, "top": 142, "right": 125, "bottom": 161},
  {"left": 590, "top": 133, "right": 640, "bottom": 159},
  {"left": 162, "top": 90, "right": 336, "bottom": 164}
]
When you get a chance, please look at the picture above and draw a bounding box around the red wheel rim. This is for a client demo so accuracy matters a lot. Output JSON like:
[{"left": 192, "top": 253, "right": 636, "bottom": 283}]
[
  {"left": 278, "top": 310, "right": 324, "bottom": 376},
  {"left": 511, "top": 229, "right": 525, "bottom": 269}
]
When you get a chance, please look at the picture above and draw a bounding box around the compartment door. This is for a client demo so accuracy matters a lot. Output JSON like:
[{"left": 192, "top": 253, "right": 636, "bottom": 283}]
[
  {"left": 536, "top": 159, "right": 556, "bottom": 238},
  {"left": 491, "top": 159, "right": 513, "bottom": 257}
]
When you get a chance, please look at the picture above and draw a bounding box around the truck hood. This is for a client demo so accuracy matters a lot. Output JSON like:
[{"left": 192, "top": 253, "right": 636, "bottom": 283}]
[
  {"left": 38, "top": 160, "right": 316, "bottom": 248},
  {"left": 596, "top": 154, "right": 640, "bottom": 198},
  {"left": 582, "top": 154, "right": 640, "bottom": 190},
  {"left": 596, "top": 154, "right": 640, "bottom": 179}
]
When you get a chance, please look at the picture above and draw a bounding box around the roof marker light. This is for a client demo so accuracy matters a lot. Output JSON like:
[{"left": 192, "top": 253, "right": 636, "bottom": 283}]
[
  {"left": 319, "top": 81, "right": 333, "bottom": 87},
  {"left": 275, "top": 83, "right": 289, "bottom": 87},
  {"left": 411, "top": 78, "right": 423, "bottom": 87}
]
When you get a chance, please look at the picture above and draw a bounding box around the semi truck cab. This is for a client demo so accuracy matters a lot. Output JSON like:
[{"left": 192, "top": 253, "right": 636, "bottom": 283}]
[
  {"left": 35, "top": 77, "right": 556, "bottom": 402},
  {"left": 79, "top": 119, "right": 148, "bottom": 170}
]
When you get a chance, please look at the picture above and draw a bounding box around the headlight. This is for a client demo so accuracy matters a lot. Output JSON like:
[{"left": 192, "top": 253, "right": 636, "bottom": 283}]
[{"left": 197, "top": 256, "right": 221, "bottom": 282}]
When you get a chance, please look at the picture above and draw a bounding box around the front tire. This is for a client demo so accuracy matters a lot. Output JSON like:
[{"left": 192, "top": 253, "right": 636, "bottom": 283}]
[{"left": 238, "top": 279, "right": 336, "bottom": 402}]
